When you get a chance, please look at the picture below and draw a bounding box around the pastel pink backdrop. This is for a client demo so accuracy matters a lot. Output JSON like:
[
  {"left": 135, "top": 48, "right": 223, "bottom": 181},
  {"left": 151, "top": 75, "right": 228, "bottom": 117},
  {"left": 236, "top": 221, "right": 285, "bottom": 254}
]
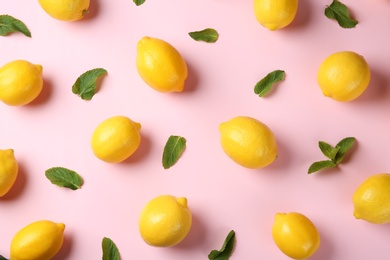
[{"left": 1, "top": 0, "right": 390, "bottom": 259}]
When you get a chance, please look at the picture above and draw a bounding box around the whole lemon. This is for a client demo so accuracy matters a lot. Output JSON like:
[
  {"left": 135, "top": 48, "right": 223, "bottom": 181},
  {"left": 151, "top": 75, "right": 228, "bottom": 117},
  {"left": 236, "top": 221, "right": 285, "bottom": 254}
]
[
  {"left": 317, "top": 51, "right": 371, "bottom": 102},
  {"left": 136, "top": 36, "right": 188, "bottom": 93},
  {"left": 353, "top": 173, "right": 390, "bottom": 224},
  {"left": 10, "top": 220, "right": 65, "bottom": 260},
  {"left": 139, "top": 195, "right": 192, "bottom": 247},
  {"left": 0, "top": 60, "right": 43, "bottom": 106},
  {"left": 0, "top": 149, "right": 18, "bottom": 197},
  {"left": 38, "top": 0, "right": 90, "bottom": 21},
  {"left": 272, "top": 212, "right": 320, "bottom": 259},
  {"left": 254, "top": 0, "right": 298, "bottom": 31},
  {"left": 91, "top": 116, "right": 141, "bottom": 163},
  {"left": 219, "top": 116, "right": 278, "bottom": 169}
]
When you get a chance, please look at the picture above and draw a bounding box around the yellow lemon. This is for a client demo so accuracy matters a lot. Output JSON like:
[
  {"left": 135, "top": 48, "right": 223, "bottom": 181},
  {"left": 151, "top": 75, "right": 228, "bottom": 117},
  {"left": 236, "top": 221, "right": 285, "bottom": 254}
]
[
  {"left": 139, "top": 195, "right": 192, "bottom": 247},
  {"left": 0, "top": 149, "right": 18, "bottom": 197},
  {"left": 0, "top": 60, "right": 43, "bottom": 106},
  {"left": 317, "top": 51, "right": 371, "bottom": 102},
  {"left": 91, "top": 115, "right": 141, "bottom": 163},
  {"left": 353, "top": 173, "right": 390, "bottom": 224},
  {"left": 136, "top": 36, "right": 188, "bottom": 93},
  {"left": 219, "top": 116, "right": 278, "bottom": 169},
  {"left": 10, "top": 220, "right": 65, "bottom": 260},
  {"left": 254, "top": 0, "right": 298, "bottom": 31},
  {"left": 272, "top": 212, "right": 320, "bottom": 259},
  {"left": 38, "top": 0, "right": 90, "bottom": 21}
]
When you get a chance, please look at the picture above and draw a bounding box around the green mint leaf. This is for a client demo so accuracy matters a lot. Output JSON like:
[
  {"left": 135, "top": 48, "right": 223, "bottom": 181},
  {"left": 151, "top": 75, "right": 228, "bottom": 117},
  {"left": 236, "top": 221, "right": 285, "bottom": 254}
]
[
  {"left": 102, "top": 237, "right": 120, "bottom": 260},
  {"left": 334, "top": 137, "right": 356, "bottom": 164},
  {"left": 0, "top": 15, "right": 31, "bottom": 37},
  {"left": 208, "top": 230, "right": 236, "bottom": 260},
  {"left": 318, "top": 141, "right": 339, "bottom": 161},
  {"left": 254, "top": 70, "right": 285, "bottom": 97},
  {"left": 133, "top": 0, "right": 145, "bottom": 6},
  {"left": 0, "top": 255, "right": 9, "bottom": 260},
  {"left": 162, "top": 135, "right": 186, "bottom": 169},
  {"left": 308, "top": 160, "right": 337, "bottom": 174},
  {"left": 325, "top": 0, "right": 358, "bottom": 28},
  {"left": 189, "top": 28, "right": 219, "bottom": 43},
  {"left": 72, "top": 68, "right": 107, "bottom": 100},
  {"left": 45, "top": 167, "right": 83, "bottom": 190}
]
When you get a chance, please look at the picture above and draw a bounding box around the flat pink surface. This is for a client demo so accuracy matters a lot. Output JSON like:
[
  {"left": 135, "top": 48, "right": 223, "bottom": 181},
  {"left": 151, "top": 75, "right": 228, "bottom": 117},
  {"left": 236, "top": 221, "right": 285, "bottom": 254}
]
[{"left": 1, "top": 0, "right": 390, "bottom": 259}]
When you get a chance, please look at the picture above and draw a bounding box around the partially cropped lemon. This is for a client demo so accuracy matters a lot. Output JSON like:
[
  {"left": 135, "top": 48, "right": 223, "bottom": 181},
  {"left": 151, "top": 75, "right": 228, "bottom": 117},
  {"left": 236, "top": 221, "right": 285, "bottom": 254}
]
[
  {"left": 353, "top": 173, "right": 390, "bottom": 224},
  {"left": 0, "top": 60, "right": 43, "bottom": 106},
  {"left": 254, "top": 0, "right": 298, "bottom": 31},
  {"left": 139, "top": 195, "right": 192, "bottom": 247},
  {"left": 38, "top": 0, "right": 90, "bottom": 21},
  {"left": 219, "top": 116, "right": 278, "bottom": 169},
  {"left": 272, "top": 212, "right": 320, "bottom": 259},
  {"left": 317, "top": 51, "right": 371, "bottom": 102},
  {"left": 0, "top": 149, "right": 18, "bottom": 197},
  {"left": 136, "top": 36, "right": 188, "bottom": 93},
  {"left": 91, "top": 116, "right": 141, "bottom": 163},
  {"left": 10, "top": 220, "right": 65, "bottom": 260}
]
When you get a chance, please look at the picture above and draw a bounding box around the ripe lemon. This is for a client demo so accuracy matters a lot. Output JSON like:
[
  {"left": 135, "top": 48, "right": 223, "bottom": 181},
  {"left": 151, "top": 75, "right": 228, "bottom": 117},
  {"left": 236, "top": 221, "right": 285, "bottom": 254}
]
[
  {"left": 0, "top": 60, "right": 43, "bottom": 106},
  {"left": 10, "top": 220, "right": 65, "bottom": 260},
  {"left": 91, "top": 116, "right": 141, "bottom": 163},
  {"left": 317, "top": 51, "right": 371, "bottom": 102},
  {"left": 272, "top": 212, "right": 320, "bottom": 259},
  {"left": 38, "top": 0, "right": 90, "bottom": 21},
  {"left": 0, "top": 149, "right": 18, "bottom": 197},
  {"left": 219, "top": 116, "right": 278, "bottom": 169},
  {"left": 353, "top": 173, "right": 390, "bottom": 224},
  {"left": 254, "top": 0, "right": 298, "bottom": 31},
  {"left": 136, "top": 36, "right": 188, "bottom": 93},
  {"left": 139, "top": 195, "right": 192, "bottom": 247}
]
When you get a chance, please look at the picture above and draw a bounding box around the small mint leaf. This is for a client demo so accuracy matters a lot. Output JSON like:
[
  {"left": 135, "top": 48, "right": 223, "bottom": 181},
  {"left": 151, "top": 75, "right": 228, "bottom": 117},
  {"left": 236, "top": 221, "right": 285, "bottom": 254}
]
[
  {"left": 318, "top": 141, "right": 339, "bottom": 160},
  {"left": 308, "top": 160, "right": 337, "bottom": 174},
  {"left": 334, "top": 137, "right": 356, "bottom": 164},
  {"left": 102, "top": 237, "right": 120, "bottom": 260},
  {"left": 45, "top": 167, "right": 83, "bottom": 190},
  {"left": 133, "top": 0, "right": 145, "bottom": 6},
  {"left": 208, "top": 230, "right": 236, "bottom": 260},
  {"left": 162, "top": 135, "right": 186, "bottom": 169},
  {"left": 325, "top": 0, "right": 358, "bottom": 28},
  {"left": 0, "top": 15, "right": 31, "bottom": 37},
  {"left": 189, "top": 28, "right": 219, "bottom": 43},
  {"left": 0, "top": 255, "right": 9, "bottom": 260},
  {"left": 72, "top": 68, "right": 107, "bottom": 100},
  {"left": 254, "top": 70, "right": 285, "bottom": 97}
]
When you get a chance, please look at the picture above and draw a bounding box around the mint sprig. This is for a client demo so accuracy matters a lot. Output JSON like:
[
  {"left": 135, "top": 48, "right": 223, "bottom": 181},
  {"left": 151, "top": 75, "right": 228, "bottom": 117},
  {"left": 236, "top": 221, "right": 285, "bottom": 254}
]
[
  {"left": 308, "top": 137, "right": 356, "bottom": 174},
  {"left": 189, "top": 28, "right": 219, "bottom": 43},
  {"left": 325, "top": 0, "right": 358, "bottom": 28},
  {"left": 102, "top": 237, "right": 120, "bottom": 260},
  {"left": 208, "top": 230, "right": 236, "bottom": 260},
  {"left": 72, "top": 68, "right": 107, "bottom": 100},
  {"left": 254, "top": 70, "right": 285, "bottom": 97},
  {"left": 0, "top": 15, "right": 31, "bottom": 37},
  {"left": 162, "top": 135, "right": 186, "bottom": 169},
  {"left": 45, "top": 167, "right": 83, "bottom": 190}
]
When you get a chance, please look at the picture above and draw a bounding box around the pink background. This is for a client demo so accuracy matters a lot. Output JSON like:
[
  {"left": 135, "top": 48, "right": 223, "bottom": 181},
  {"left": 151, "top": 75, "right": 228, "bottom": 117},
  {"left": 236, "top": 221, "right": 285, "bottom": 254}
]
[{"left": 1, "top": 0, "right": 390, "bottom": 259}]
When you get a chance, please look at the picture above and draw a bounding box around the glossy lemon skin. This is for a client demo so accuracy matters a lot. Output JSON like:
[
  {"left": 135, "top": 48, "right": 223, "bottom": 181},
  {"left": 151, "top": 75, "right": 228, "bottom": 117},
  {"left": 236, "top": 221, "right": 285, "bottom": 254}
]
[
  {"left": 219, "top": 116, "right": 278, "bottom": 169},
  {"left": 254, "top": 0, "right": 298, "bottom": 31},
  {"left": 38, "top": 0, "right": 90, "bottom": 21},
  {"left": 136, "top": 37, "right": 188, "bottom": 93},
  {"left": 317, "top": 51, "right": 371, "bottom": 102},
  {"left": 139, "top": 195, "right": 192, "bottom": 247},
  {"left": 0, "top": 60, "right": 43, "bottom": 106},
  {"left": 0, "top": 149, "right": 18, "bottom": 197}
]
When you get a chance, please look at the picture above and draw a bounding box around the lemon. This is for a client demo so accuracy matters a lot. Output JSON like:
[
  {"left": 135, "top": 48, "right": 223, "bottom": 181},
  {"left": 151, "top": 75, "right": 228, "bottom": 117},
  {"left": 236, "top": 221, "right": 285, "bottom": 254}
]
[
  {"left": 272, "top": 212, "right": 320, "bottom": 259},
  {"left": 10, "top": 220, "right": 65, "bottom": 260},
  {"left": 219, "top": 116, "right": 278, "bottom": 169},
  {"left": 139, "top": 195, "right": 192, "bottom": 247},
  {"left": 317, "top": 51, "right": 371, "bottom": 102},
  {"left": 0, "top": 60, "right": 43, "bottom": 106},
  {"left": 91, "top": 116, "right": 141, "bottom": 163},
  {"left": 136, "top": 36, "right": 188, "bottom": 93},
  {"left": 0, "top": 149, "right": 18, "bottom": 197},
  {"left": 254, "top": 0, "right": 298, "bottom": 31},
  {"left": 353, "top": 173, "right": 390, "bottom": 224},
  {"left": 38, "top": 0, "right": 90, "bottom": 21}
]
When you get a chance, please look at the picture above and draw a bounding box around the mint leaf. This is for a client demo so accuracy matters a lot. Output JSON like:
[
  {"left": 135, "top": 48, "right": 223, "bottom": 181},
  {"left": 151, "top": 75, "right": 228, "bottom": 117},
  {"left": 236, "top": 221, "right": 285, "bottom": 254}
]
[
  {"left": 318, "top": 141, "right": 339, "bottom": 160},
  {"left": 208, "top": 230, "right": 236, "bottom": 260},
  {"left": 45, "top": 167, "right": 83, "bottom": 190},
  {"left": 72, "top": 68, "right": 107, "bottom": 100},
  {"left": 133, "top": 0, "right": 145, "bottom": 6},
  {"left": 334, "top": 137, "right": 356, "bottom": 164},
  {"left": 162, "top": 135, "right": 186, "bottom": 169},
  {"left": 325, "top": 0, "right": 358, "bottom": 28},
  {"left": 102, "top": 237, "right": 120, "bottom": 260},
  {"left": 0, "top": 255, "right": 9, "bottom": 260},
  {"left": 308, "top": 160, "right": 337, "bottom": 174},
  {"left": 0, "top": 15, "right": 31, "bottom": 37},
  {"left": 189, "top": 28, "right": 219, "bottom": 43},
  {"left": 254, "top": 70, "right": 285, "bottom": 97}
]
